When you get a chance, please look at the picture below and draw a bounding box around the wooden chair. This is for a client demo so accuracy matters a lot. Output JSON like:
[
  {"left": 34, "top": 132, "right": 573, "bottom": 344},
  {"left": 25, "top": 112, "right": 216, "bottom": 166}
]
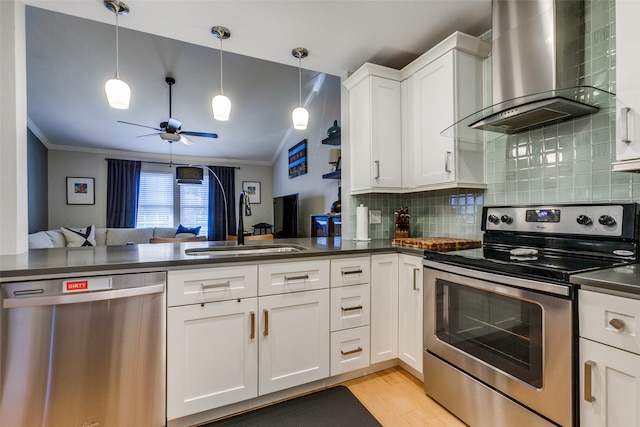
[
  {"left": 226, "top": 233, "right": 274, "bottom": 241},
  {"left": 149, "top": 236, "right": 207, "bottom": 243}
]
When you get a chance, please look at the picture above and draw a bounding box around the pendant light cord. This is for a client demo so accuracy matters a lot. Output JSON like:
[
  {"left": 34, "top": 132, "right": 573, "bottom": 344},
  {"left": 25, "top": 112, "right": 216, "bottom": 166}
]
[
  {"left": 219, "top": 36, "right": 224, "bottom": 95},
  {"left": 298, "top": 55, "right": 302, "bottom": 106},
  {"left": 114, "top": 10, "right": 120, "bottom": 79}
]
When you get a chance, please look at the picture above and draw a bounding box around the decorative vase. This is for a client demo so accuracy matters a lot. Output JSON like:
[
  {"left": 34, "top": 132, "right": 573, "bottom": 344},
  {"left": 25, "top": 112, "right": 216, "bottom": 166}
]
[
  {"left": 327, "top": 120, "right": 340, "bottom": 137},
  {"left": 330, "top": 186, "right": 342, "bottom": 213}
]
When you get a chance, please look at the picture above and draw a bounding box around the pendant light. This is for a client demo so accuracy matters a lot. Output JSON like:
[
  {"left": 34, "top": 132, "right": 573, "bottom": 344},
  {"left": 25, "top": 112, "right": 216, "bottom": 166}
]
[
  {"left": 103, "top": 0, "right": 131, "bottom": 109},
  {"left": 211, "top": 26, "right": 231, "bottom": 121},
  {"left": 291, "top": 47, "right": 309, "bottom": 130}
]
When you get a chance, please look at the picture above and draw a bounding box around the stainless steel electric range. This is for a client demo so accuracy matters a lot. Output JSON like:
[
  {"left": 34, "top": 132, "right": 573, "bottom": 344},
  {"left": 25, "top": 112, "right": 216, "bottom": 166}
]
[{"left": 423, "top": 203, "right": 639, "bottom": 427}]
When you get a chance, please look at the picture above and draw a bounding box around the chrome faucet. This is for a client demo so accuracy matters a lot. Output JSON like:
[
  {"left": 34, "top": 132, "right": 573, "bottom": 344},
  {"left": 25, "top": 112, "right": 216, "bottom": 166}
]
[{"left": 238, "top": 190, "right": 252, "bottom": 245}]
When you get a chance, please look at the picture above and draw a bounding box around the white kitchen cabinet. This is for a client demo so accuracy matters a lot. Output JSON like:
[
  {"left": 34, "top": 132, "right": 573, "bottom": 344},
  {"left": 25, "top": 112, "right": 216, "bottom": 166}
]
[
  {"left": 344, "top": 64, "right": 403, "bottom": 194},
  {"left": 167, "top": 298, "right": 258, "bottom": 420},
  {"left": 579, "top": 290, "right": 640, "bottom": 426},
  {"left": 403, "top": 45, "right": 486, "bottom": 191},
  {"left": 398, "top": 254, "right": 423, "bottom": 376},
  {"left": 370, "top": 253, "right": 399, "bottom": 363},
  {"left": 258, "top": 289, "right": 330, "bottom": 395},
  {"left": 579, "top": 338, "right": 640, "bottom": 427},
  {"left": 258, "top": 259, "right": 329, "bottom": 296},
  {"left": 329, "top": 256, "right": 371, "bottom": 375},
  {"left": 330, "top": 325, "right": 370, "bottom": 376},
  {"left": 613, "top": 0, "right": 640, "bottom": 171}
]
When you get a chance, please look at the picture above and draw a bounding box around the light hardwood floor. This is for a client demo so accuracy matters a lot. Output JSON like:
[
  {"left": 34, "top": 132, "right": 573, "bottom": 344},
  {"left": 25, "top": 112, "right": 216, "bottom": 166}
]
[{"left": 342, "top": 367, "right": 467, "bottom": 427}]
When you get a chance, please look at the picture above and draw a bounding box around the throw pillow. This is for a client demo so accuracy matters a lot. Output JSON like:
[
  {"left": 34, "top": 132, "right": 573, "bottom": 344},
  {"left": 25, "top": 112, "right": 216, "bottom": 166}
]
[
  {"left": 175, "top": 224, "right": 201, "bottom": 238},
  {"left": 61, "top": 225, "right": 97, "bottom": 247}
]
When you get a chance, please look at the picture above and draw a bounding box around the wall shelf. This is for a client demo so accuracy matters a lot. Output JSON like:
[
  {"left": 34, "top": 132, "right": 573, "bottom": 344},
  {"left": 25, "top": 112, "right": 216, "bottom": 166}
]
[
  {"left": 321, "top": 133, "right": 341, "bottom": 146},
  {"left": 322, "top": 170, "right": 341, "bottom": 180}
]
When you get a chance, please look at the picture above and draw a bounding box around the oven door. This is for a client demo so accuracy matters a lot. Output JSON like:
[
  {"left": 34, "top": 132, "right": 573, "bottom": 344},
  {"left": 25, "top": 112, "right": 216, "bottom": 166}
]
[{"left": 423, "top": 261, "right": 573, "bottom": 427}]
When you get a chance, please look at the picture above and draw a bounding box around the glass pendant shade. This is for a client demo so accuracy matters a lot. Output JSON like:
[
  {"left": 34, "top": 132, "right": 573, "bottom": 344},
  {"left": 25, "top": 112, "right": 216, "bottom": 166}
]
[
  {"left": 292, "top": 106, "right": 309, "bottom": 130},
  {"left": 105, "top": 77, "right": 131, "bottom": 109},
  {"left": 212, "top": 94, "right": 231, "bottom": 121}
]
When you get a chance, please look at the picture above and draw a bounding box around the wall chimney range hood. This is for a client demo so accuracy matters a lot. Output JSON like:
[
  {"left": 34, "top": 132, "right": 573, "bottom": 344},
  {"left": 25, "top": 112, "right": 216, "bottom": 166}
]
[{"left": 443, "top": 0, "right": 614, "bottom": 141}]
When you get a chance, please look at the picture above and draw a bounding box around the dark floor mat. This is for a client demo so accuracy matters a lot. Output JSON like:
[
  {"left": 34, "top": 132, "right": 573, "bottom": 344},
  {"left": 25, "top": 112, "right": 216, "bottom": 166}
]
[{"left": 201, "top": 385, "right": 382, "bottom": 427}]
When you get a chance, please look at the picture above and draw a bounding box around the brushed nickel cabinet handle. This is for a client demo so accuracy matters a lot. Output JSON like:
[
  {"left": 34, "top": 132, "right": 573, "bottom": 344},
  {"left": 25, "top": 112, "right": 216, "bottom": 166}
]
[
  {"left": 584, "top": 360, "right": 596, "bottom": 402},
  {"left": 342, "top": 269, "right": 363, "bottom": 276},
  {"left": 341, "top": 347, "right": 363, "bottom": 356},
  {"left": 263, "top": 309, "right": 269, "bottom": 336},
  {"left": 250, "top": 311, "right": 255, "bottom": 339},
  {"left": 621, "top": 107, "right": 631, "bottom": 143},
  {"left": 374, "top": 160, "right": 380, "bottom": 179},
  {"left": 285, "top": 274, "right": 309, "bottom": 281},
  {"left": 201, "top": 281, "right": 230, "bottom": 290},
  {"left": 341, "top": 305, "right": 363, "bottom": 312},
  {"left": 412, "top": 268, "right": 420, "bottom": 291},
  {"left": 445, "top": 151, "right": 452, "bottom": 173},
  {"left": 609, "top": 318, "right": 625, "bottom": 330}
]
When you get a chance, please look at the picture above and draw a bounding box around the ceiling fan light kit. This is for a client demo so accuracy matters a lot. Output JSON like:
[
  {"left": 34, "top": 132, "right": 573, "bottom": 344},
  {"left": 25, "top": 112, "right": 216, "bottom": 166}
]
[
  {"left": 291, "top": 47, "right": 309, "bottom": 130},
  {"left": 103, "top": 0, "right": 131, "bottom": 109},
  {"left": 211, "top": 26, "right": 231, "bottom": 121}
]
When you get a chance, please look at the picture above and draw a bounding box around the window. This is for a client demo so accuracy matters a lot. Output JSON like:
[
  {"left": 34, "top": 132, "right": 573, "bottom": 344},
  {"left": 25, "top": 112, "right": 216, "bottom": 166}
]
[{"left": 136, "top": 167, "right": 209, "bottom": 236}]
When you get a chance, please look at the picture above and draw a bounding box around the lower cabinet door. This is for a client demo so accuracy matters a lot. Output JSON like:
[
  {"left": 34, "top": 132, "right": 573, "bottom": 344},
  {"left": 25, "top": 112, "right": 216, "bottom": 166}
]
[
  {"left": 580, "top": 337, "right": 640, "bottom": 427},
  {"left": 370, "top": 254, "right": 399, "bottom": 363},
  {"left": 259, "top": 289, "right": 330, "bottom": 395},
  {"left": 398, "top": 254, "right": 423, "bottom": 374},
  {"left": 167, "top": 298, "right": 258, "bottom": 420},
  {"left": 330, "top": 326, "right": 370, "bottom": 376}
]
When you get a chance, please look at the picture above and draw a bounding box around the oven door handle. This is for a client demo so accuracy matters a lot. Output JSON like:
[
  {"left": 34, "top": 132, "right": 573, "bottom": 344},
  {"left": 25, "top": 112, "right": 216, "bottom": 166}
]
[{"left": 423, "top": 259, "right": 571, "bottom": 297}]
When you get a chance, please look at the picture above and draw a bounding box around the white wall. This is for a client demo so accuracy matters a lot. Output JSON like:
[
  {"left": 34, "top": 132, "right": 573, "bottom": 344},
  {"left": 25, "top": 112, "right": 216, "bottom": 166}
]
[
  {"left": 272, "top": 73, "right": 342, "bottom": 237},
  {"left": 46, "top": 149, "right": 273, "bottom": 231},
  {"left": 0, "top": 0, "right": 28, "bottom": 255}
]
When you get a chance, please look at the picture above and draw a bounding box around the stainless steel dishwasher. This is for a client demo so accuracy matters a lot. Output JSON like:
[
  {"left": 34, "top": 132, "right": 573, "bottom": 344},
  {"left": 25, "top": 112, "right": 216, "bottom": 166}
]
[{"left": 0, "top": 271, "right": 166, "bottom": 427}]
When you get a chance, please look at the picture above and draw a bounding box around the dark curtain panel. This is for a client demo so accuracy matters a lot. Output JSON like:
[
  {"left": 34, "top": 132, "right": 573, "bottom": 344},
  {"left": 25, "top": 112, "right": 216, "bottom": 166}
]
[
  {"left": 208, "top": 166, "right": 236, "bottom": 241},
  {"left": 106, "top": 159, "right": 142, "bottom": 228}
]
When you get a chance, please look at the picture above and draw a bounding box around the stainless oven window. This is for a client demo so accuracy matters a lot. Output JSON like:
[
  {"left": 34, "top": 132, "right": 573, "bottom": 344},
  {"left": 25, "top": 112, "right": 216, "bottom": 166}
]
[{"left": 435, "top": 278, "right": 543, "bottom": 388}]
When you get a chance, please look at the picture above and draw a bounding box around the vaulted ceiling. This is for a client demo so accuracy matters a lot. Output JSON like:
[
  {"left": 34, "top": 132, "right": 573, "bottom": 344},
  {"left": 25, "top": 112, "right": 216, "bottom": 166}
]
[{"left": 25, "top": 1, "right": 491, "bottom": 163}]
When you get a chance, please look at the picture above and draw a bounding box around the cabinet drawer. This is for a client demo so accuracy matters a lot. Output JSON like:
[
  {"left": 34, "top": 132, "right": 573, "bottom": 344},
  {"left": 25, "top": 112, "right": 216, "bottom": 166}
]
[
  {"left": 168, "top": 265, "right": 258, "bottom": 307},
  {"left": 330, "top": 256, "right": 370, "bottom": 287},
  {"left": 330, "top": 284, "right": 370, "bottom": 332},
  {"left": 579, "top": 290, "right": 640, "bottom": 355},
  {"left": 259, "top": 259, "right": 329, "bottom": 296},
  {"left": 330, "top": 326, "right": 370, "bottom": 376}
]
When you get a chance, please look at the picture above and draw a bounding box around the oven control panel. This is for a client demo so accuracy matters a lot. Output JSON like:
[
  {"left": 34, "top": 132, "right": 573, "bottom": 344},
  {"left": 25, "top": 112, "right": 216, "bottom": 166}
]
[{"left": 483, "top": 205, "right": 626, "bottom": 236}]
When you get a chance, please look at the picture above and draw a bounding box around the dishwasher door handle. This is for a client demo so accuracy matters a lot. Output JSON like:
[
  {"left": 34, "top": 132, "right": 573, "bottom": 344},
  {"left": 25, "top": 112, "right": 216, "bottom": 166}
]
[{"left": 3, "top": 284, "right": 165, "bottom": 309}]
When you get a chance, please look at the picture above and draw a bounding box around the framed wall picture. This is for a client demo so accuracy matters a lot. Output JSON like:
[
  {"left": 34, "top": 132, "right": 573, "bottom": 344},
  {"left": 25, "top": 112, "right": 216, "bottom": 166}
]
[
  {"left": 66, "top": 177, "right": 95, "bottom": 205},
  {"left": 242, "top": 181, "right": 261, "bottom": 204},
  {"left": 288, "top": 139, "right": 308, "bottom": 178}
]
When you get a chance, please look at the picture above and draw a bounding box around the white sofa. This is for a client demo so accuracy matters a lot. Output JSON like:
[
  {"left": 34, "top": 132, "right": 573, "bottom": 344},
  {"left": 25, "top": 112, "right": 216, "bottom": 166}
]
[{"left": 28, "top": 227, "right": 180, "bottom": 249}]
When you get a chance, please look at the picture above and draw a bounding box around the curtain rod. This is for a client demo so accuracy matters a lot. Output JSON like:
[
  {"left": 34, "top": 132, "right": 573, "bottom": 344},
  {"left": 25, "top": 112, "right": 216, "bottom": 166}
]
[{"left": 104, "top": 158, "right": 240, "bottom": 169}]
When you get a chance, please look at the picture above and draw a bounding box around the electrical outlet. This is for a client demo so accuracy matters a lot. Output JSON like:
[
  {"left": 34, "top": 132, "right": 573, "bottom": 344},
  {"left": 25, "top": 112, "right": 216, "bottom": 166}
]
[{"left": 369, "top": 210, "right": 382, "bottom": 224}]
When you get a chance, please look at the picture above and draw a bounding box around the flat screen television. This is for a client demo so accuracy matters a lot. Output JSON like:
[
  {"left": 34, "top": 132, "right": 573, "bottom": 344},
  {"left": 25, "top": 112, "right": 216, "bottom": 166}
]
[{"left": 273, "top": 193, "right": 299, "bottom": 238}]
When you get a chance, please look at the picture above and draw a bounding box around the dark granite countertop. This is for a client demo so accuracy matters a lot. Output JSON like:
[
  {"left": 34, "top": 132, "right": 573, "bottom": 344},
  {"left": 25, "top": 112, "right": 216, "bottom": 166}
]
[
  {"left": 0, "top": 238, "right": 424, "bottom": 282},
  {"left": 570, "top": 263, "right": 640, "bottom": 297}
]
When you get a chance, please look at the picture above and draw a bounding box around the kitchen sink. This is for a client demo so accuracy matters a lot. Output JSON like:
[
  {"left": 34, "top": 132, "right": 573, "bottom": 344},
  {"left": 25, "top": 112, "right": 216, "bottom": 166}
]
[{"left": 185, "top": 244, "right": 307, "bottom": 257}]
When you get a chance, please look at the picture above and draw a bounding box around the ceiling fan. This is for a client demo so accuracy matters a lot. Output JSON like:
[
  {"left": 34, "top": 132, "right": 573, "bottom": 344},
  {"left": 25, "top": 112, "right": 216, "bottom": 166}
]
[{"left": 118, "top": 76, "right": 218, "bottom": 145}]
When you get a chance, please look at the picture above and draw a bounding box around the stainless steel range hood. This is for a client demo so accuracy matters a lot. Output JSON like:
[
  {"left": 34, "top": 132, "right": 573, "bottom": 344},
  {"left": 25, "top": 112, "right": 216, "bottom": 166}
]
[{"left": 444, "top": 0, "right": 614, "bottom": 141}]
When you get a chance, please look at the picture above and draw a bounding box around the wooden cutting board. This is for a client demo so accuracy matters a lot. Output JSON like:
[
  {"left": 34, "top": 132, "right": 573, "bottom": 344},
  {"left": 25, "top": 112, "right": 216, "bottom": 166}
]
[{"left": 391, "top": 237, "right": 481, "bottom": 251}]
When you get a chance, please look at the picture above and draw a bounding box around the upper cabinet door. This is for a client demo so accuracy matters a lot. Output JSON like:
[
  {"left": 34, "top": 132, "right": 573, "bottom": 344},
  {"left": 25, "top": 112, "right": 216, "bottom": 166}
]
[
  {"left": 346, "top": 65, "right": 403, "bottom": 194},
  {"left": 404, "top": 49, "right": 486, "bottom": 191},
  {"left": 614, "top": 0, "right": 640, "bottom": 169}
]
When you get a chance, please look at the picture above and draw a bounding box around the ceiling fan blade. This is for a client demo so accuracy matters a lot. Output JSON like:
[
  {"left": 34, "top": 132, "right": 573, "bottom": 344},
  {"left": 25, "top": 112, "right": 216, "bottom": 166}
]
[
  {"left": 180, "top": 131, "right": 219, "bottom": 139},
  {"left": 136, "top": 132, "right": 162, "bottom": 138},
  {"left": 118, "top": 120, "right": 162, "bottom": 131},
  {"left": 180, "top": 135, "right": 195, "bottom": 145}
]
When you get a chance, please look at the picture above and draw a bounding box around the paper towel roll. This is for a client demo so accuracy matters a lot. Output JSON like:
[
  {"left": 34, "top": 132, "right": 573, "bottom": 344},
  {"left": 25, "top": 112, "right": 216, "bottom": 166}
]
[{"left": 356, "top": 204, "right": 369, "bottom": 241}]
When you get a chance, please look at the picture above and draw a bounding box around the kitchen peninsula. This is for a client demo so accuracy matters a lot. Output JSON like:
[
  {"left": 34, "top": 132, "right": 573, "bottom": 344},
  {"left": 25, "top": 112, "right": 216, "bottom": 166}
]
[{"left": 0, "top": 238, "right": 432, "bottom": 427}]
